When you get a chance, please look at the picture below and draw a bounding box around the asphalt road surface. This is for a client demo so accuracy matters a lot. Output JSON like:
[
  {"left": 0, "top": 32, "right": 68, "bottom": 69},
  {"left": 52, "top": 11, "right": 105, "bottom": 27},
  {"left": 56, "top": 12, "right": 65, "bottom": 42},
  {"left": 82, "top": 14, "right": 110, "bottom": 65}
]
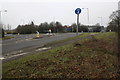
[{"left": 2, "top": 33, "right": 78, "bottom": 55}]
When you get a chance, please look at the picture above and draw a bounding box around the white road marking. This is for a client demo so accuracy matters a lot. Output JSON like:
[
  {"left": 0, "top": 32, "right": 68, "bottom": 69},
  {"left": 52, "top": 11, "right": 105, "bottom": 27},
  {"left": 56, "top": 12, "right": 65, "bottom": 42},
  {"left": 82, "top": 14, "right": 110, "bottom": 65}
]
[
  {"left": 25, "top": 38, "right": 32, "bottom": 41},
  {"left": 36, "top": 47, "right": 51, "bottom": 51},
  {"left": 7, "top": 52, "right": 28, "bottom": 59},
  {"left": 15, "top": 38, "right": 33, "bottom": 43},
  {"left": 3, "top": 47, "right": 51, "bottom": 60},
  {"left": 0, "top": 57, "right": 5, "bottom": 60},
  {"left": 16, "top": 40, "right": 24, "bottom": 43}
]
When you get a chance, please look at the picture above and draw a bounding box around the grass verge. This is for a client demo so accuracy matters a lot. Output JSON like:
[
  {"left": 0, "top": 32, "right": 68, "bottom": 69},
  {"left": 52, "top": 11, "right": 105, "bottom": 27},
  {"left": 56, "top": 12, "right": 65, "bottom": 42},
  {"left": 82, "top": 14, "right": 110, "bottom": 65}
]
[
  {"left": 2, "top": 32, "right": 119, "bottom": 78},
  {"left": 1, "top": 36, "right": 14, "bottom": 40},
  {"left": 45, "top": 33, "right": 94, "bottom": 46}
]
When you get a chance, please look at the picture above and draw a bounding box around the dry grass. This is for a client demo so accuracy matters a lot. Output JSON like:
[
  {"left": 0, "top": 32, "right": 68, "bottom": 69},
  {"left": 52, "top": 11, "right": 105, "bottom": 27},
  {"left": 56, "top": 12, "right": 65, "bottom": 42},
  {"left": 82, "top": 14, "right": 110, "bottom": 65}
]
[{"left": 2, "top": 32, "right": 119, "bottom": 79}]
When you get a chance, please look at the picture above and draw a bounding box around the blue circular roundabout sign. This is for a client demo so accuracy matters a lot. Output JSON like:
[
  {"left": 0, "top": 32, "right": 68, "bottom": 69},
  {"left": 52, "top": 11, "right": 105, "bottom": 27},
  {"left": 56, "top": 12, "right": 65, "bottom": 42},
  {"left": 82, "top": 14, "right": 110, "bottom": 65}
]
[{"left": 75, "top": 8, "right": 81, "bottom": 14}]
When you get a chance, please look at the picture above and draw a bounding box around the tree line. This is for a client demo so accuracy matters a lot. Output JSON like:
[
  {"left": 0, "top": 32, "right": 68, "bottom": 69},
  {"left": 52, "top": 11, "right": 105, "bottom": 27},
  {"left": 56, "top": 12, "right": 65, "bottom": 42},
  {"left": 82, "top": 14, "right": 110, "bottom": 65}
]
[
  {"left": 14, "top": 21, "right": 104, "bottom": 34},
  {"left": 106, "top": 11, "right": 120, "bottom": 32},
  {"left": 1, "top": 21, "right": 104, "bottom": 37}
]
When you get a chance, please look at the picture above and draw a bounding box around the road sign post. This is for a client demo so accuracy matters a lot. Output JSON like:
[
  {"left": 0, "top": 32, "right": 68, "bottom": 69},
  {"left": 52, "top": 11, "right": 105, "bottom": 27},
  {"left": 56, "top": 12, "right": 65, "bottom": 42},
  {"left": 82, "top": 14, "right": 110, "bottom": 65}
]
[
  {"left": 75, "top": 8, "right": 81, "bottom": 36},
  {"left": 76, "top": 14, "right": 79, "bottom": 35}
]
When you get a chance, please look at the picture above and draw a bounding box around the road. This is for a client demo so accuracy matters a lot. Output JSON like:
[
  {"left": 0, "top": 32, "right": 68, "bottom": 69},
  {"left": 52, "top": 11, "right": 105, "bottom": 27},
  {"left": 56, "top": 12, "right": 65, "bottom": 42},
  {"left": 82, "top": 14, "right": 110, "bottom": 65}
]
[{"left": 2, "top": 33, "right": 78, "bottom": 56}]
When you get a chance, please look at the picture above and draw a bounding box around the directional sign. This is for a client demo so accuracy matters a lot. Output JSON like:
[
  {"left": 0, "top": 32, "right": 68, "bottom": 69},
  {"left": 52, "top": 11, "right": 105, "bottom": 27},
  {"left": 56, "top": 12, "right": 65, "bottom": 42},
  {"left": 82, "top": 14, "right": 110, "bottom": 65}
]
[
  {"left": 75, "top": 8, "right": 81, "bottom": 14},
  {"left": 75, "top": 8, "right": 81, "bottom": 36}
]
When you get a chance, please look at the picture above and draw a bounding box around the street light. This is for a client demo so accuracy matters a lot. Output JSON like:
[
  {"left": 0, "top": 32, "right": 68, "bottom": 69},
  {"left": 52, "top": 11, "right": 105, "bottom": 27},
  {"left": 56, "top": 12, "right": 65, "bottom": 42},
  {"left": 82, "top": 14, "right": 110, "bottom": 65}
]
[
  {"left": 53, "top": 16, "right": 56, "bottom": 34},
  {"left": 98, "top": 17, "right": 103, "bottom": 26},
  {"left": 0, "top": 10, "right": 7, "bottom": 28},
  {"left": 116, "top": 9, "right": 120, "bottom": 74},
  {"left": 82, "top": 8, "right": 89, "bottom": 27},
  {"left": 0, "top": 10, "right": 7, "bottom": 21}
]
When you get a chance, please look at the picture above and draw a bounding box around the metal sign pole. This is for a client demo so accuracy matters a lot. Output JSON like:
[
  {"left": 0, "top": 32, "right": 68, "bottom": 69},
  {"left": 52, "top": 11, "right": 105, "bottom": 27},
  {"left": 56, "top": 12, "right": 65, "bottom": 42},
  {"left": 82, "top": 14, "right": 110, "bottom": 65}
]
[
  {"left": 76, "top": 14, "right": 79, "bottom": 36},
  {"left": 75, "top": 8, "right": 81, "bottom": 36}
]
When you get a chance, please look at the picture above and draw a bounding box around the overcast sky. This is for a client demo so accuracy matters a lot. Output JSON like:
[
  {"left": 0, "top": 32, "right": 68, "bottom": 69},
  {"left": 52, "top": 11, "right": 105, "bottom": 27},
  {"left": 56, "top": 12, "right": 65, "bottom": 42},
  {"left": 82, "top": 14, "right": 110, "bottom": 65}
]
[{"left": 0, "top": 0, "right": 119, "bottom": 29}]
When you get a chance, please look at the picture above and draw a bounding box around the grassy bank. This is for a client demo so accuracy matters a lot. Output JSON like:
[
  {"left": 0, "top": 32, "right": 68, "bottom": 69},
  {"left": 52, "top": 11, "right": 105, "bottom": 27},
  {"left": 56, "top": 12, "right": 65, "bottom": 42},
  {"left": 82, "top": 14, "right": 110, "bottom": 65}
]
[
  {"left": 2, "top": 32, "right": 119, "bottom": 78},
  {"left": 2, "top": 36, "right": 14, "bottom": 40},
  {"left": 46, "top": 33, "right": 95, "bottom": 46}
]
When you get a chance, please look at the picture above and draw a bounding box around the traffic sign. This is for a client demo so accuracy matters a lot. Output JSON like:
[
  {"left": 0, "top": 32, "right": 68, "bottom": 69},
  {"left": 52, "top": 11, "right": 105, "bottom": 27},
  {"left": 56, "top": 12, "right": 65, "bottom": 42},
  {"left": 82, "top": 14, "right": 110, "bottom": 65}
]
[
  {"left": 75, "top": 8, "right": 81, "bottom": 36},
  {"left": 75, "top": 8, "right": 81, "bottom": 14}
]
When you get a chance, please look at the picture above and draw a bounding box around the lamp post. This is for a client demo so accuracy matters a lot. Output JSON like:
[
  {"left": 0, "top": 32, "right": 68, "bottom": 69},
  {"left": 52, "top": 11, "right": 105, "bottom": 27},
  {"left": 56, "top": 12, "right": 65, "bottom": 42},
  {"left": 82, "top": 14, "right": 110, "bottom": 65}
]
[
  {"left": 82, "top": 8, "right": 89, "bottom": 27},
  {"left": 0, "top": 10, "right": 7, "bottom": 29},
  {"left": 98, "top": 17, "right": 103, "bottom": 26},
  {"left": 117, "top": 6, "right": 120, "bottom": 74},
  {"left": 53, "top": 16, "right": 56, "bottom": 34},
  {"left": 0, "top": 10, "right": 7, "bottom": 80},
  {"left": 108, "top": 9, "right": 120, "bottom": 74}
]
